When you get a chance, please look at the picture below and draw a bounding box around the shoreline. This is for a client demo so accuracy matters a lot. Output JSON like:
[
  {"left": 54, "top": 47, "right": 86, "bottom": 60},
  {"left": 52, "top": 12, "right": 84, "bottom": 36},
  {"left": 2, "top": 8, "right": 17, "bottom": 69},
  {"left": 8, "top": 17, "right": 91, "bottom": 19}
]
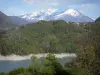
[{"left": 0, "top": 53, "right": 77, "bottom": 61}]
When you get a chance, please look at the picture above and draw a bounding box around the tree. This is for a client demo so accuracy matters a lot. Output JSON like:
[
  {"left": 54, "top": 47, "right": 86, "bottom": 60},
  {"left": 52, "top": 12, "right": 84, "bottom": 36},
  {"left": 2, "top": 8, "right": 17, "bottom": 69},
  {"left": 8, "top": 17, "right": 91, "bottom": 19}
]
[
  {"left": 0, "top": 30, "right": 9, "bottom": 55},
  {"left": 47, "top": 35, "right": 59, "bottom": 53},
  {"left": 43, "top": 54, "right": 72, "bottom": 75},
  {"left": 89, "top": 22, "right": 100, "bottom": 75},
  {"left": 8, "top": 67, "right": 28, "bottom": 75},
  {"left": 75, "top": 22, "right": 100, "bottom": 75}
]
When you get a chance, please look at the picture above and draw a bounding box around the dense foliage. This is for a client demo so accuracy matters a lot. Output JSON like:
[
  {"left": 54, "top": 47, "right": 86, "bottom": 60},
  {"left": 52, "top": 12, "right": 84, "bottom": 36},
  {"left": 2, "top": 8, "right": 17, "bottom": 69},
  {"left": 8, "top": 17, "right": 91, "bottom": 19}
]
[
  {"left": 0, "top": 20, "right": 100, "bottom": 75},
  {"left": 70, "top": 21, "right": 100, "bottom": 75},
  {"left": 0, "top": 20, "right": 83, "bottom": 55},
  {"left": 0, "top": 54, "right": 73, "bottom": 75}
]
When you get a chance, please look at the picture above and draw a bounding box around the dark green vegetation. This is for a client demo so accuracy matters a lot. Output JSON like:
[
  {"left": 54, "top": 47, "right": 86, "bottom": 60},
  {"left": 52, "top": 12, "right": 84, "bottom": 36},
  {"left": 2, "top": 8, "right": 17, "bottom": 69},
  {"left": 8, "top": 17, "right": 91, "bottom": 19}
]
[
  {"left": 73, "top": 21, "right": 100, "bottom": 75},
  {"left": 0, "top": 20, "right": 82, "bottom": 55},
  {"left": 0, "top": 54, "right": 74, "bottom": 75},
  {"left": 0, "top": 19, "right": 100, "bottom": 75}
]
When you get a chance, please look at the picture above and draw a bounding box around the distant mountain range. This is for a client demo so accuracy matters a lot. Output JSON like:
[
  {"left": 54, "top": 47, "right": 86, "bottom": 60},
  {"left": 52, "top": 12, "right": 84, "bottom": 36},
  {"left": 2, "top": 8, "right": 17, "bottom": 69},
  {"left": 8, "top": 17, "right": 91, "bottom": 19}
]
[
  {"left": 0, "top": 8, "right": 99, "bottom": 29},
  {"left": 0, "top": 11, "right": 29, "bottom": 29},
  {"left": 0, "top": 11, "right": 15, "bottom": 29},
  {"left": 9, "top": 16, "right": 29, "bottom": 25},
  {"left": 20, "top": 9, "right": 94, "bottom": 22}
]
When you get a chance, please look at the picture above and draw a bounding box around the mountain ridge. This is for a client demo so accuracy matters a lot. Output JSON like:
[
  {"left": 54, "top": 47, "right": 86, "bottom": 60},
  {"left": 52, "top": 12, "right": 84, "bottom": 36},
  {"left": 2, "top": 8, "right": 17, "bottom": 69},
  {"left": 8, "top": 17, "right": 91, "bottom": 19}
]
[
  {"left": 95, "top": 17, "right": 100, "bottom": 22},
  {"left": 20, "top": 8, "right": 94, "bottom": 22},
  {"left": 9, "top": 16, "right": 29, "bottom": 25},
  {"left": 0, "top": 11, "right": 16, "bottom": 29}
]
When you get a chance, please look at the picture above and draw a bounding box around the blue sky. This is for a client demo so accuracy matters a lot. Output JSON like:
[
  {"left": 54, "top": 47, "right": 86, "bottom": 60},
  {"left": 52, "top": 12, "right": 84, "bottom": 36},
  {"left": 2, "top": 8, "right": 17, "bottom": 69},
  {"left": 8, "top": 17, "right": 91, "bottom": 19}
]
[{"left": 0, "top": 0, "right": 100, "bottom": 20}]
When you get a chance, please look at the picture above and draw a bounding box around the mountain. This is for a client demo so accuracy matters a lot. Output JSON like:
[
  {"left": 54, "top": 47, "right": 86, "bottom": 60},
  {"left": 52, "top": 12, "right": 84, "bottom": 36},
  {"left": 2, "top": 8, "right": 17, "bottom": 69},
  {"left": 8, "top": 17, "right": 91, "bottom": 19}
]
[
  {"left": 0, "top": 11, "right": 16, "bottom": 29},
  {"left": 54, "top": 9, "right": 94, "bottom": 22},
  {"left": 4, "top": 20, "right": 82, "bottom": 55},
  {"left": 20, "top": 9, "right": 94, "bottom": 22},
  {"left": 9, "top": 16, "right": 29, "bottom": 25},
  {"left": 0, "top": 11, "right": 29, "bottom": 29},
  {"left": 95, "top": 17, "right": 100, "bottom": 22},
  {"left": 20, "top": 8, "right": 58, "bottom": 20}
]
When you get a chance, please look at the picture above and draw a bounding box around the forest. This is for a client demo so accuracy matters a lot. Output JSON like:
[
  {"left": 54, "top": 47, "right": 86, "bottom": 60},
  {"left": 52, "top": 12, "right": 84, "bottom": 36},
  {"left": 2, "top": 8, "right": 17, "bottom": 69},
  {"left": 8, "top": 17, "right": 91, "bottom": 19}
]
[
  {"left": 0, "top": 20, "right": 84, "bottom": 55},
  {"left": 0, "top": 20, "right": 100, "bottom": 75}
]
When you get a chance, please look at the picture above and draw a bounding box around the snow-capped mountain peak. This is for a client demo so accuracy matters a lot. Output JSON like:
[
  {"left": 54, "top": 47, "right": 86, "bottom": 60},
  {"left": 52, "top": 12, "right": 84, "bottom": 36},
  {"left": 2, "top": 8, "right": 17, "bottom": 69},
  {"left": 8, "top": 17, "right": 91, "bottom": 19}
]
[
  {"left": 65, "top": 9, "right": 81, "bottom": 17},
  {"left": 56, "top": 9, "right": 81, "bottom": 18},
  {"left": 20, "top": 8, "right": 94, "bottom": 22},
  {"left": 21, "top": 8, "right": 58, "bottom": 20},
  {"left": 46, "top": 8, "right": 58, "bottom": 15}
]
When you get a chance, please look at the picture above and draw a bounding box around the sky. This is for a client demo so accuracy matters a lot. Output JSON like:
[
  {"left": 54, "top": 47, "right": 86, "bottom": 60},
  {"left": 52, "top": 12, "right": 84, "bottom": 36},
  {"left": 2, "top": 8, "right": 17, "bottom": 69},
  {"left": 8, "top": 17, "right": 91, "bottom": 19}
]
[{"left": 0, "top": 0, "right": 100, "bottom": 20}]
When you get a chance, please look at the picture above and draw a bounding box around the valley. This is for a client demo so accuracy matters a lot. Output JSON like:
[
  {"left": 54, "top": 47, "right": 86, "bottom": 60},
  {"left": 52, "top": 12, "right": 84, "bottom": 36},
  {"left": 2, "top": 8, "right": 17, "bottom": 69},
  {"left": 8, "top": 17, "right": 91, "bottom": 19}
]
[{"left": 0, "top": 7, "right": 100, "bottom": 75}]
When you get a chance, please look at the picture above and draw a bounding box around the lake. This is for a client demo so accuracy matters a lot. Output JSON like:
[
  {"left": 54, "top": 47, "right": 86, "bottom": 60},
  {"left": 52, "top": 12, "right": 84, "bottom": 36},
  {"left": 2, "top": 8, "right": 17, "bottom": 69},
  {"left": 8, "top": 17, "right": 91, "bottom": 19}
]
[
  {"left": 0, "top": 54, "right": 76, "bottom": 72},
  {"left": 0, "top": 60, "right": 32, "bottom": 72}
]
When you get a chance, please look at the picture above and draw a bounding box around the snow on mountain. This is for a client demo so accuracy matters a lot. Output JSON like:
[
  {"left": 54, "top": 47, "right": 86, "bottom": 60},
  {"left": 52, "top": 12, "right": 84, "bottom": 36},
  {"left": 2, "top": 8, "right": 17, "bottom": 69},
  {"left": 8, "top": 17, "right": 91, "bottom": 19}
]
[
  {"left": 66, "top": 9, "right": 81, "bottom": 17},
  {"left": 21, "top": 8, "right": 58, "bottom": 20},
  {"left": 20, "top": 8, "right": 94, "bottom": 22},
  {"left": 46, "top": 8, "right": 58, "bottom": 15},
  {"left": 54, "top": 9, "right": 94, "bottom": 22},
  {"left": 55, "top": 9, "right": 82, "bottom": 18}
]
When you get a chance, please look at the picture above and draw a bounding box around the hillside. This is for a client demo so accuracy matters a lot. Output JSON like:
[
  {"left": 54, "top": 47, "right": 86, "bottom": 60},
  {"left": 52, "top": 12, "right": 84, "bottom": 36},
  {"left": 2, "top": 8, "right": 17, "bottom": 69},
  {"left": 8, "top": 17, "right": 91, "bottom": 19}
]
[
  {"left": 0, "top": 19, "right": 100, "bottom": 75},
  {"left": 0, "top": 20, "right": 85, "bottom": 55},
  {"left": 95, "top": 17, "right": 100, "bottom": 22},
  {"left": 0, "top": 11, "right": 17, "bottom": 29},
  {"left": 0, "top": 20, "right": 98, "bottom": 55},
  {"left": 0, "top": 11, "right": 30, "bottom": 29},
  {"left": 9, "top": 16, "right": 29, "bottom": 25}
]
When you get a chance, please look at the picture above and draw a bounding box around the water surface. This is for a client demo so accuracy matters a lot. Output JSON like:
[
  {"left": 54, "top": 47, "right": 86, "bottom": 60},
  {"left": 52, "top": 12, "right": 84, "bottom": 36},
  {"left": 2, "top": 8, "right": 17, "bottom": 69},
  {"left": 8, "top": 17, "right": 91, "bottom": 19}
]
[
  {"left": 0, "top": 55, "right": 76, "bottom": 72},
  {"left": 0, "top": 60, "right": 32, "bottom": 72}
]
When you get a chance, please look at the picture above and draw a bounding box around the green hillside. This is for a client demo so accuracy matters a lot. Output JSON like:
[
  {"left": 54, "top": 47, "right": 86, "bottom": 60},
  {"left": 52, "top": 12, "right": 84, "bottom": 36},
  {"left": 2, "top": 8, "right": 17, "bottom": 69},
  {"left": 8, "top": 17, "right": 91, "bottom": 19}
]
[
  {"left": 0, "top": 20, "right": 84, "bottom": 55},
  {"left": 0, "top": 20, "right": 100, "bottom": 75}
]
